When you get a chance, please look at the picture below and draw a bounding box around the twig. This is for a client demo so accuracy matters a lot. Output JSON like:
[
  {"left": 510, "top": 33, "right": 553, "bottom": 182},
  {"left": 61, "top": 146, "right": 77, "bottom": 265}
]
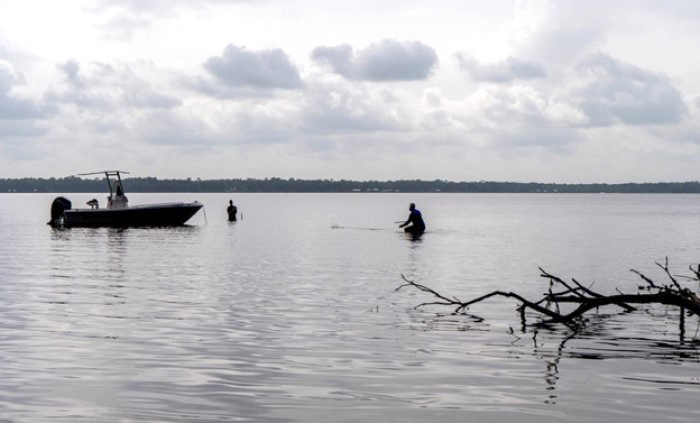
[
  {"left": 396, "top": 274, "right": 462, "bottom": 310},
  {"left": 656, "top": 257, "right": 683, "bottom": 292},
  {"left": 631, "top": 269, "right": 658, "bottom": 289}
]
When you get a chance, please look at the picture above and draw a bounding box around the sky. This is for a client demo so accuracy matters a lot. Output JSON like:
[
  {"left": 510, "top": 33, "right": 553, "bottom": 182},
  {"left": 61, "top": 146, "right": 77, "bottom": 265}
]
[{"left": 0, "top": 0, "right": 699, "bottom": 182}]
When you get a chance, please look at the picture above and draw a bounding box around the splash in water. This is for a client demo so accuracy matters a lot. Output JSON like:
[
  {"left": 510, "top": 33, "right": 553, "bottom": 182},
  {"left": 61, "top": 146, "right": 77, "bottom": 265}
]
[{"left": 329, "top": 215, "right": 344, "bottom": 229}]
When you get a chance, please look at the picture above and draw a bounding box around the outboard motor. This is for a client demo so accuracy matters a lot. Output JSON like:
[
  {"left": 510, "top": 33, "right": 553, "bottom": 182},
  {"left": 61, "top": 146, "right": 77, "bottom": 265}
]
[{"left": 48, "top": 197, "right": 72, "bottom": 226}]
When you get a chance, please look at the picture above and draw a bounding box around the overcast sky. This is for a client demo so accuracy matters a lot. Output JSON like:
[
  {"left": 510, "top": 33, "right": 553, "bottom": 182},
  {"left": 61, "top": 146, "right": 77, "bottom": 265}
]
[{"left": 1, "top": 0, "right": 699, "bottom": 182}]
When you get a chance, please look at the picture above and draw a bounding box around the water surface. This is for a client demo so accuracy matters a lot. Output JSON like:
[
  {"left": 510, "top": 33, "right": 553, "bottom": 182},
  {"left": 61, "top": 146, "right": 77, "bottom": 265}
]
[{"left": 0, "top": 193, "right": 699, "bottom": 422}]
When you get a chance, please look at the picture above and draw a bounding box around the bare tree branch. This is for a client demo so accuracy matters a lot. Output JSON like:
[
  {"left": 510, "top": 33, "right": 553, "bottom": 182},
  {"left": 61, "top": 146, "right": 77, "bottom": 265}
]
[{"left": 397, "top": 260, "right": 700, "bottom": 329}]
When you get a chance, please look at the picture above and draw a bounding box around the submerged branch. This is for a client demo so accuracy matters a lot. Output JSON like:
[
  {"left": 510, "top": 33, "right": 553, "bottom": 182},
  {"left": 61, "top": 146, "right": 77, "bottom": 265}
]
[{"left": 397, "top": 259, "right": 700, "bottom": 327}]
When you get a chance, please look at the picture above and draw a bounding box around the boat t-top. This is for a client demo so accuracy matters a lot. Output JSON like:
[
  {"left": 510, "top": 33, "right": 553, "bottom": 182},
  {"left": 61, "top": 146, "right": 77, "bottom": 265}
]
[{"left": 48, "top": 170, "right": 203, "bottom": 227}]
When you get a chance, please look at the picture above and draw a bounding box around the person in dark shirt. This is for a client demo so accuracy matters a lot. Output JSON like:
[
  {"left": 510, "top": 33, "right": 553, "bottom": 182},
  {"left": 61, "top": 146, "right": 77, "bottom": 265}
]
[
  {"left": 399, "top": 203, "right": 425, "bottom": 235},
  {"left": 227, "top": 200, "right": 238, "bottom": 221}
]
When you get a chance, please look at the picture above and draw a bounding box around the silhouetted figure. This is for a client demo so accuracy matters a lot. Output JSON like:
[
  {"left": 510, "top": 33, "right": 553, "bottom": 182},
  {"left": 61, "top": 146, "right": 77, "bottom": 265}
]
[
  {"left": 86, "top": 198, "right": 99, "bottom": 209},
  {"left": 227, "top": 199, "right": 238, "bottom": 221},
  {"left": 399, "top": 203, "right": 425, "bottom": 236},
  {"left": 110, "top": 181, "right": 128, "bottom": 209}
]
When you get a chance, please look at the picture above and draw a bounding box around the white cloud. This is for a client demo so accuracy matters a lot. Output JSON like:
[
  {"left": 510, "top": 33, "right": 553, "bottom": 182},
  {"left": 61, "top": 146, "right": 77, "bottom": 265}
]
[
  {"left": 300, "top": 79, "right": 410, "bottom": 134},
  {"left": 136, "top": 97, "right": 301, "bottom": 147},
  {"left": 312, "top": 40, "right": 438, "bottom": 81},
  {"left": 90, "top": 0, "right": 247, "bottom": 15},
  {"left": 455, "top": 54, "right": 547, "bottom": 83},
  {"left": 466, "top": 85, "right": 585, "bottom": 127},
  {"left": 201, "top": 44, "right": 303, "bottom": 94},
  {"left": 0, "top": 120, "right": 48, "bottom": 139},
  {"left": 572, "top": 53, "right": 687, "bottom": 126},
  {"left": 49, "top": 60, "right": 181, "bottom": 111},
  {"left": 0, "top": 61, "right": 52, "bottom": 144},
  {"left": 87, "top": 0, "right": 248, "bottom": 40},
  {"left": 511, "top": 0, "right": 610, "bottom": 67}
]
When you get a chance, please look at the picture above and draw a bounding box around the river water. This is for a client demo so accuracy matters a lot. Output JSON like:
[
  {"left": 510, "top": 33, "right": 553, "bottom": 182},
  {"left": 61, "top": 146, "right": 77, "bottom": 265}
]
[{"left": 0, "top": 193, "right": 699, "bottom": 422}]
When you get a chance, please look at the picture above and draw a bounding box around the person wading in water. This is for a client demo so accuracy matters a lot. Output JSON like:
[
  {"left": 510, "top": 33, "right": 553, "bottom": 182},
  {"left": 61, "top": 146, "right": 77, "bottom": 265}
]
[
  {"left": 398, "top": 203, "right": 425, "bottom": 236},
  {"left": 227, "top": 200, "right": 238, "bottom": 221}
]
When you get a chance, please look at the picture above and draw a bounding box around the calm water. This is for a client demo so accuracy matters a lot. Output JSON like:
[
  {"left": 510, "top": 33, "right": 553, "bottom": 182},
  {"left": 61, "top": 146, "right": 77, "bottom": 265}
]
[{"left": 1, "top": 193, "right": 699, "bottom": 422}]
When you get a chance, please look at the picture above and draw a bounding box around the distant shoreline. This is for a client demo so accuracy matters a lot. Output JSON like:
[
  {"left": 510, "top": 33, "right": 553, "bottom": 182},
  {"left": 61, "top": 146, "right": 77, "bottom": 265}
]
[{"left": 2, "top": 177, "right": 700, "bottom": 194}]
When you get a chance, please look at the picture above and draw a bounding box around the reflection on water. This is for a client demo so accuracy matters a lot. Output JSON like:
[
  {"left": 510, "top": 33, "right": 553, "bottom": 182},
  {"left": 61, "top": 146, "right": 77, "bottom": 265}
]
[{"left": 0, "top": 193, "right": 699, "bottom": 422}]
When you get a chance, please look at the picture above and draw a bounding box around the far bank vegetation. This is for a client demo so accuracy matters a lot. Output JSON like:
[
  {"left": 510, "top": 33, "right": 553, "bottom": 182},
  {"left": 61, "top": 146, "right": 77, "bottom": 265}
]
[{"left": 3, "top": 177, "right": 700, "bottom": 194}]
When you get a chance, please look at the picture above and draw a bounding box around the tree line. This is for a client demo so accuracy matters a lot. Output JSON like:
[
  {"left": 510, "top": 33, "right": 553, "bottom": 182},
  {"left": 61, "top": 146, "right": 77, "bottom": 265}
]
[{"left": 2, "top": 176, "right": 700, "bottom": 193}]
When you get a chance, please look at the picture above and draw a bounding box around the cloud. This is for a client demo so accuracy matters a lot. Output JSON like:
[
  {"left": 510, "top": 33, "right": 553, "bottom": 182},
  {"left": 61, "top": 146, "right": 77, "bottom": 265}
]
[
  {"left": 50, "top": 60, "right": 181, "bottom": 110},
  {"left": 511, "top": 0, "right": 611, "bottom": 68},
  {"left": 57, "top": 60, "right": 88, "bottom": 92},
  {"left": 489, "top": 86, "right": 583, "bottom": 126},
  {"left": 300, "top": 80, "right": 409, "bottom": 134},
  {"left": 139, "top": 77, "right": 416, "bottom": 153},
  {"left": 90, "top": 0, "right": 247, "bottom": 15},
  {"left": 466, "top": 85, "right": 586, "bottom": 150},
  {"left": 455, "top": 54, "right": 547, "bottom": 83},
  {"left": 408, "top": 84, "right": 590, "bottom": 154},
  {"left": 311, "top": 40, "right": 438, "bottom": 81},
  {"left": 0, "top": 120, "right": 48, "bottom": 139},
  {"left": 0, "top": 61, "right": 41, "bottom": 120},
  {"left": 136, "top": 99, "right": 300, "bottom": 147},
  {"left": 613, "top": 0, "right": 700, "bottom": 19},
  {"left": 202, "top": 44, "right": 303, "bottom": 92},
  {"left": 573, "top": 53, "right": 687, "bottom": 126},
  {"left": 0, "top": 61, "right": 51, "bottom": 141},
  {"left": 0, "top": 37, "right": 13, "bottom": 60},
  {"left": 87, "top": 0, "right": 250, "bottom": 40}
]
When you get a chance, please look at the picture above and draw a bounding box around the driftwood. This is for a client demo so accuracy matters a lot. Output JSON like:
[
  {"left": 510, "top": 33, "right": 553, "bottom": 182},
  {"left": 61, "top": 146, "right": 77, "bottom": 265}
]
[{"left": 396, "top": 258, "right": 700, "bottom": 327}]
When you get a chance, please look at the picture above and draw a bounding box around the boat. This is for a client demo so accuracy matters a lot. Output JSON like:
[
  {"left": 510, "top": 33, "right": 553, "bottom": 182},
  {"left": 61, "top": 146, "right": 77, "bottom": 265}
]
[{"left": 48, "top": 171, "right": 203, "bottom": 227}]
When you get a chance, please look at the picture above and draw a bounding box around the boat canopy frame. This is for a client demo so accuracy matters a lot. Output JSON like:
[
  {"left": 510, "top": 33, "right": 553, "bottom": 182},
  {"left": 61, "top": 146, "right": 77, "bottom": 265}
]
[{"left": 77, "top": 170, "right": 130, "bottom": 198}]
